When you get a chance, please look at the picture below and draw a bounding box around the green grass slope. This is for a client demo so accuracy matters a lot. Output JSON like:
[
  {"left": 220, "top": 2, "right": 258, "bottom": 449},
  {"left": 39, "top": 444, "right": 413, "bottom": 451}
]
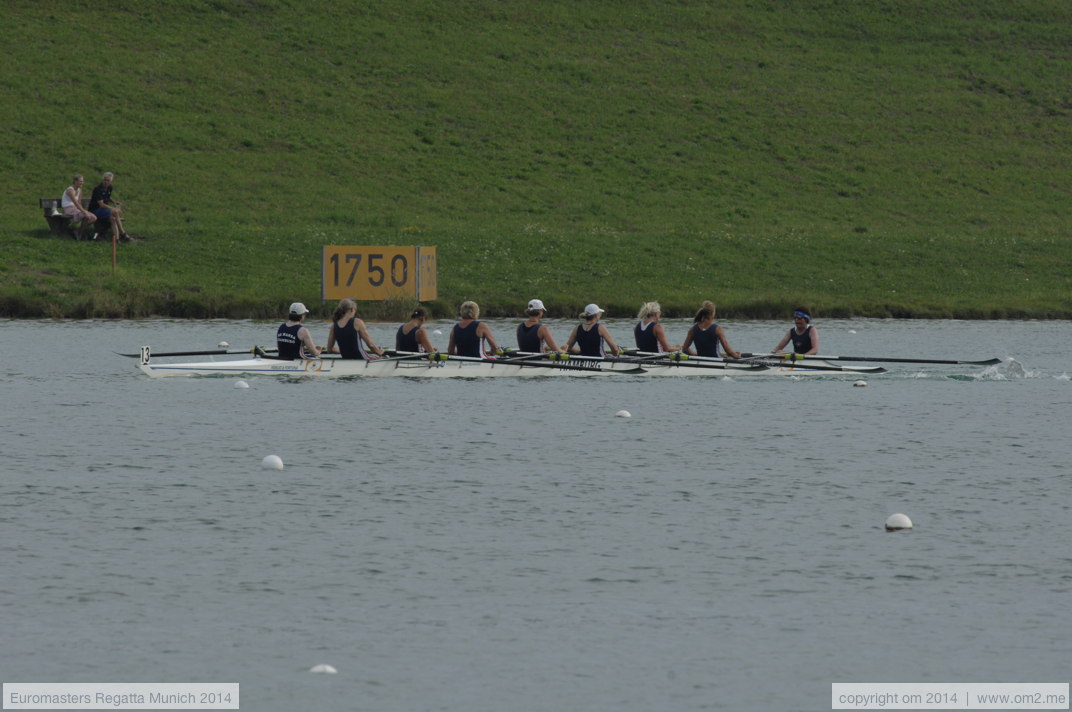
[{"left": 2, "top": 0, "right": 1070, "bottom": 318}]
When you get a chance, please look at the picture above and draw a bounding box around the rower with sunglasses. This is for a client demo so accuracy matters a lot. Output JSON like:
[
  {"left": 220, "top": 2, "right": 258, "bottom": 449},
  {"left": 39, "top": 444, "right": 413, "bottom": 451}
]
[{"left": 772, "top": 307, "right": 819, "bottom": 356}]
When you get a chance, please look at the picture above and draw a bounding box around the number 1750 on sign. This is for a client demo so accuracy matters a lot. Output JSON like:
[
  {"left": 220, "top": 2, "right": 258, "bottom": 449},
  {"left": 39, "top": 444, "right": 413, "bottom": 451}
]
[{"left": 322, "top": 245, "right": 437, "bottom": 301}]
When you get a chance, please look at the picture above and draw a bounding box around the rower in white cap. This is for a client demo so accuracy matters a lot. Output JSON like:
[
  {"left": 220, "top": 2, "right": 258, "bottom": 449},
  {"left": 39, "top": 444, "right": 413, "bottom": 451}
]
[
  {"left": 276, "top": 302, "right": 322, "bottom": 360},
  {"left": 564, "top": 304, "right": 622, "bottom": 358},
  {"left": 516, "top": 298, "right": 564, "bottom": 353}
]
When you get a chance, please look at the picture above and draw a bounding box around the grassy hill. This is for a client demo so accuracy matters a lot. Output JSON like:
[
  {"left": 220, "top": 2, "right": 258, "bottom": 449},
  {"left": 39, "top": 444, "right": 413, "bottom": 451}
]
[{"left": 3, "top": 0, "right": 1070, "bottom": 319}]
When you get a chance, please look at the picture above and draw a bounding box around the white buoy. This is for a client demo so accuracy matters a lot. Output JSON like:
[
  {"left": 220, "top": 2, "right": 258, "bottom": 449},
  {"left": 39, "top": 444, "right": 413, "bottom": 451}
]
[
  {"left": 853, "top": 380, "right": 868, "bottom": 387},
  {"left": 218, "top": 341, "right": 230, "bottom": 348},
  {"left": 309, "top": 664, "right": 337, "bottom": 674},
  {"left": 433, "top": 329, "right": 443, "bottom": 336},
  {"left": 615, "top": 410, "right": 631, "bottom": 418},
  {"left": 234, "top": 380, "right": 249, "bottom": 389},
  {"left": 885, "top": 513, "right": 913, "bottom": 531},
  {"left": 848, "top": 330, "right": 856, "bottom": 334},
  {"left": 261, "top": 455, "right": 284, "bottom": 471}
]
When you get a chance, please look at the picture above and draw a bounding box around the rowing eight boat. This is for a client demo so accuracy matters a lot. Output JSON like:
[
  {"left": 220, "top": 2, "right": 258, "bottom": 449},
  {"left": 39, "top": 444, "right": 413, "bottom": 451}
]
[{"left": 133, "top": 346, "right": 886, "bottom": 379}]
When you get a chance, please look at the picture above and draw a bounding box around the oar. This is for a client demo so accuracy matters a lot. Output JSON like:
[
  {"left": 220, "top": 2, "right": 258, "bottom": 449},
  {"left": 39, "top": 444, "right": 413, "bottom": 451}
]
[
  {"left": 503, "top": 350, "right": 652, "bottom": 365},
  {"left": 115, "top": 346, "right": 279, "bottom": 358},
  {"left": 498, "top": 351, "right": 553, "bottom": 364},
  {"left": 621, "top": 351, "right": 677, "bottom": 363},
  {"left": 740, "top": 352, "right": 1001, "bottom": 366},
  {"left": 519, "top": 359, "right": 646, "bottom": 374},
  {"left": 449, "top": 352, "right": 645, "bottom": 374},
  {"left": 376, "top": 350, "right": 443, "bottom": 362},
  {"left": 648, "top": 357, "right": 769, "bottom": 372}
]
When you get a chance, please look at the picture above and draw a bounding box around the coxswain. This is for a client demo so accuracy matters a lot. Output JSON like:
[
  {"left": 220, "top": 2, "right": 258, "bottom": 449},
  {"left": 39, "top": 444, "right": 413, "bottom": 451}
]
[{"left": 773, "top": 307, "right": 819, "bottom": 355}]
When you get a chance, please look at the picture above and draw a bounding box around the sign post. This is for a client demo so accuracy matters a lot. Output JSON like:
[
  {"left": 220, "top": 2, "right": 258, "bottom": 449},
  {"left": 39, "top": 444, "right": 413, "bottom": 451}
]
[{"left": 322, "top": 246, "right": 437, "bottom": 302}]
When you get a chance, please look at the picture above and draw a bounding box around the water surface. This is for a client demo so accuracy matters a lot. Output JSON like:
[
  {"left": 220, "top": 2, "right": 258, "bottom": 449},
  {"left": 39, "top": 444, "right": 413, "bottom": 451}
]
[{"left": 1, "top": 318, "right": 1069, "bottom": 711}]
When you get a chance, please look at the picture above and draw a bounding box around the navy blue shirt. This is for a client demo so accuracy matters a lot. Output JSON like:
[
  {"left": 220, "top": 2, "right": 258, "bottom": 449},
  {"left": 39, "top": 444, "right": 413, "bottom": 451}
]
[
  {"left": 396, "top": 324, "right": 422, "bottom": 352},
  {"left": 452, "top": 321, "right": 483, "bottom": 358},
  {"left": 690, "top": 323, "right": 721, "bottom": 357},
  {"left": 332, "top": 318, "right": 367, "bottom": 359},
  {"left": 575, "top": 323, "right": 604, "bottom": 358},
  {"left": 790, "top": 325, "right": 814, "bottom": 354},
  {"left": 634, "top": 321, "right": 659, "bottom": 352},
  {"left": 89, "top": 182, "right": 112, "bottom": 212},
  {"left": 276, "top": 322, "right": 305, "bottom": 360},
  {"left": 517, "top": 322, "right": 542, "bottom": 352}
]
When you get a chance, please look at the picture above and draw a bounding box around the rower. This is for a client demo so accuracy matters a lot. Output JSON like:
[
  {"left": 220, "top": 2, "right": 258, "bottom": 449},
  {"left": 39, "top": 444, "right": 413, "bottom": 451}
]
[
  {"left": 516, "top": 298, "right": 563, "bottom": 353},
  {"left": 564, "top": 303, "right": 621, "bottom": 358},
  {"left": 396, "top": 307, "right": 437, "bottom": 353},
  {"left": 326, "top": 298, "right": 385, "bottom": 359},
  {"left": 773, "top": 307, "right": 819, "bottom": 355},
  {"left": 633, "top": 301, "right": 679, "bottom": 353},
  {"left": 681, "top": 300, "right": 741, "bottom": 359},
  {"left": 448, "top": 301, "right": 499, "bottom": 358},
  {"left": 276, "top": 302, "right": 321, "bottom": 360}
]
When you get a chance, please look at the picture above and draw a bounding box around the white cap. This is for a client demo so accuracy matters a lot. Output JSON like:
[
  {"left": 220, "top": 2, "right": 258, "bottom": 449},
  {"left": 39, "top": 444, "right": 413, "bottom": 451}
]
[
  {"left": 582, "top": 303, "right": 605, "bottom": 317},
  {"left": 527, "top": 298, "right": 546, "bottom": 311},
  {"left": 288, "top": 302, "right": 309, "bottom": 316}
]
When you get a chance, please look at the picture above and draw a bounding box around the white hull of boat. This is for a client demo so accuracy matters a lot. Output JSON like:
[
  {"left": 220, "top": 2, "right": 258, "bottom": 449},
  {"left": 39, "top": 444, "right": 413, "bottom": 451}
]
[
  {"left": 134, "top": 346, "right": 884, "bottom": 379},
  {"left": 135, "top": 352, "right": 775, "bottom": 379},
  {"left": 138, "top": 355, "right": 652, "bottom": 379}
]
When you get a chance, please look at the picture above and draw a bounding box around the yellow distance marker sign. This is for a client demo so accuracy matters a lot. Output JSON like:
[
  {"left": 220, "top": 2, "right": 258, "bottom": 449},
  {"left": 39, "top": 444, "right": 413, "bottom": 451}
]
[{"left": 322, "top": 246, "right": 437, "bottom": 301}]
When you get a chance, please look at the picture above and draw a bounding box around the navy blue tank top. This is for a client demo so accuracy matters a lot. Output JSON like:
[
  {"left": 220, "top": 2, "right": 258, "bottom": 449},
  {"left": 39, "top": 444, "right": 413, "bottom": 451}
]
[
  {"left": 332, "top": 318, "right": 367, "bottom": 359},
  {"left": 276, "top": 322, "right": 304, "bottom": 360},
  {"left": 690, "top": 323, "right": 721, "bottom": 357},
  {"left": 791, "top": 325, "right": 813, "bottom": 354},
  {"left": 396, "top": 324, "right": 422, "bottom": 352},
  {"left": 575, "top": 323, "right": 604, "bottom": 357},
  {"left": 453, "top": 320, "right": 483, "bottom": 358},
  {"left": 634, "top": 321, "right": 659, "bottom": 352},
  {"left": 517, "top": 322, "right": 542, "bottom": 352}
]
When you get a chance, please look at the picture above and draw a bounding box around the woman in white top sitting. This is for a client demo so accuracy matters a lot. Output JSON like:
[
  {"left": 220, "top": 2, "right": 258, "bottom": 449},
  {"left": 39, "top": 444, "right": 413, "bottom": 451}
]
[{"left": 61, "top": 174, "right": 96, "bottom": 238}]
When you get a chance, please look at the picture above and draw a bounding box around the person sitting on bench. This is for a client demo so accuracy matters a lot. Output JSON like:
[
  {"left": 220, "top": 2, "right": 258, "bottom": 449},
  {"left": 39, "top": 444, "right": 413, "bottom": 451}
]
[
  {"left": 61, "top": 174, "right": 97, "bottom": 237},
  {"left": 89, "top": 171, "right": 131, "bottom": 241}
]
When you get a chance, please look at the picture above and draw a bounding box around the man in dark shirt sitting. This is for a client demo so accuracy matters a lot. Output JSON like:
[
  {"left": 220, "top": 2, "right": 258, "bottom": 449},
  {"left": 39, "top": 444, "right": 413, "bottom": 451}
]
[{"left": 89, "top": 172, "right": 131, "bottom": 241}]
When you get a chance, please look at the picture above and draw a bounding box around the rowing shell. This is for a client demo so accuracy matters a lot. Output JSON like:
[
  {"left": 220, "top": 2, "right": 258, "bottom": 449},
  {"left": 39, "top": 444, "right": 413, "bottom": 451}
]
[
  {"left": 133, "top": 346, "right": 887, "bottom": 379},
  {"left": 134, "top": 347, "right": 777, "bottom": 379},
  {"left": 136, "top": 349, "right": 649, "bottom": 379}
]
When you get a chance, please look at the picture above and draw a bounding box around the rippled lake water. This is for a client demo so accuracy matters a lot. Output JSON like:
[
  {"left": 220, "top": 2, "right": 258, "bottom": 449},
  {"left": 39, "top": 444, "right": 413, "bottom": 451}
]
[{"left": 1, "top": 318, "right": 1069, "bottom": 711}]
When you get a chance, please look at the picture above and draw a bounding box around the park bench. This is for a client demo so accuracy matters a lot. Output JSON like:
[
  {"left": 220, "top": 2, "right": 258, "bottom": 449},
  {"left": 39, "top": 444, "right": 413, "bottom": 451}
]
[{"left": 39, "top": 196, "right": 106, "bottom": 240}]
